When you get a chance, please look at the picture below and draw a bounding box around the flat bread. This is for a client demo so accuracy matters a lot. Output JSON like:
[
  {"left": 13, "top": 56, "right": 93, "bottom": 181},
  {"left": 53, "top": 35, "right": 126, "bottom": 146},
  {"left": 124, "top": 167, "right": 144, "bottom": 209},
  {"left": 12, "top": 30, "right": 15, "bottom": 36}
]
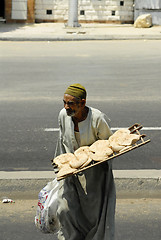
[
  {"left": 80, "top": 157, "right": 93, "bottom": 168},
  {"left": 89, "top": 140, "right": 113, "bottom": 161},
  {"left": 109, "top": 129, "right": 130, "bottom": 143},
  {"left": 89, "top": 149, "right": 113, "bottom": 161},
  {"left": 53, "top": 153, "right": 76, "bottom": 169},
  {"left": 109, "top": 128, "right": 140, "bottom": 152},
  {"left": 89, "top": 139, "right": 111, "bottom": 151},
  {"left": 119, "top": 146, "right": 132, "bottom": 153},
  {"left": 57, "top": 164, "right": 77, "bottom": 178},
  {"left": 70, "top": 146, "right": 91, "bottom": 168},
  {"left": 108, "top": 141, "right": 125, "bottom": 152},
  {"left": 53, "top": 153, "right": 77, "bottom": 178}
]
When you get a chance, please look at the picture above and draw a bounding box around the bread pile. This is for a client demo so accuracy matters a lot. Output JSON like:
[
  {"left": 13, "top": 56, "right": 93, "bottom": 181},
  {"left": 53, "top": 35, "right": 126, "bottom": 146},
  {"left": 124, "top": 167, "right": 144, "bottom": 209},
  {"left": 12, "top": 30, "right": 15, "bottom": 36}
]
[
  {"left": 52, "top": 129, "right": 140, "bottom": 178},
  {"left": 109, "top": 128, "right": 140, "bottom": 152},
  {"left": 53, "top": 146, "right": 93, "bottom": 178}
]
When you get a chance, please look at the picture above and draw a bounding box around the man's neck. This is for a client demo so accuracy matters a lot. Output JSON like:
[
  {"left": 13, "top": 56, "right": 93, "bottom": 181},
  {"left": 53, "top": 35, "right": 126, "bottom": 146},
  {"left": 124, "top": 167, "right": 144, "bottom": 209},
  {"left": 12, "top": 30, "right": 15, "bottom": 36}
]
[{"left": 72, "top": 106, "right": 89, "bottom": 123}]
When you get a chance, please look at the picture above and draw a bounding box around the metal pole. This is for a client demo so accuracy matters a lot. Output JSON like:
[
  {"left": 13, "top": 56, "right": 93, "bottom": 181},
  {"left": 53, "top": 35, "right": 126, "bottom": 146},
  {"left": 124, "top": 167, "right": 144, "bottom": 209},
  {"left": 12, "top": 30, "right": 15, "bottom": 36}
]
[{"left": 67, "top": 0, "right": 80, "bottom": 27}]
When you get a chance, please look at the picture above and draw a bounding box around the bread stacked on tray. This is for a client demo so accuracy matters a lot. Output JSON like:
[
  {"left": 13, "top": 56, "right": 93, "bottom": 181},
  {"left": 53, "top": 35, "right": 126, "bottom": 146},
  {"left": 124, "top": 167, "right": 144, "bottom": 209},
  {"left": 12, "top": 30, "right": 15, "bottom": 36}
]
[
  {"left": 108, "top": 129, "right": 140, "bottom": 152},
  {"left": 52, "top": 129, "right": 140, "bottom": 178}
]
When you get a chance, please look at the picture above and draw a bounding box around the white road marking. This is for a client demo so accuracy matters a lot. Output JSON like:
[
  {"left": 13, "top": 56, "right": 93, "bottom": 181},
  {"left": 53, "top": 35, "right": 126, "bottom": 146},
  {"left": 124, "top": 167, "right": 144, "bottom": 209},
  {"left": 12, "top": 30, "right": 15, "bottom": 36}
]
[
  {"left": 44, "top": 127, "right": 161, "bottom": 132},
  {"left": 112, "top": 127, "right": 161, "bottom": 131},
  {"left": 141, "top": 127, "right": 161, "bottom": 130},
  {"left": 44, "top": 128, "right": 59, "bottom": 132}
]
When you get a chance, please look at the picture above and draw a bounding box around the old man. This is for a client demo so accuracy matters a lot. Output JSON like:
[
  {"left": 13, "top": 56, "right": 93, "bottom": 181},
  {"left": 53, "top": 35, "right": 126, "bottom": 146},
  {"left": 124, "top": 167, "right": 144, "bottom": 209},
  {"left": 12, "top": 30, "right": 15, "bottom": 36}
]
[{"left": 56, "top": 83, "right": 116, "bottom": 240}]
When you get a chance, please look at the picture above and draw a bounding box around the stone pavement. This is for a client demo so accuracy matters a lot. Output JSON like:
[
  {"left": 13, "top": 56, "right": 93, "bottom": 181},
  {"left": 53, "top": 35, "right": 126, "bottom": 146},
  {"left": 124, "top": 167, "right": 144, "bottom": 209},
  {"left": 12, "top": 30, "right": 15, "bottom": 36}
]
[{"left": 0, "top": 22, "right": 161, "bottom": 41}]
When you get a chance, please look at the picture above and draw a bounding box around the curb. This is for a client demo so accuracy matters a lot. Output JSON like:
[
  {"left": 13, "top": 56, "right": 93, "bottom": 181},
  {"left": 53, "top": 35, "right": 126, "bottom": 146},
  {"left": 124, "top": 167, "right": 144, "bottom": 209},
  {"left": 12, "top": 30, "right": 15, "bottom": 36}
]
[
  {"left": 0, "top": 35, "right": 161, "bottom": 41},
  {"left": 0, "top": 170, "right": 161, "bottom": 199}
]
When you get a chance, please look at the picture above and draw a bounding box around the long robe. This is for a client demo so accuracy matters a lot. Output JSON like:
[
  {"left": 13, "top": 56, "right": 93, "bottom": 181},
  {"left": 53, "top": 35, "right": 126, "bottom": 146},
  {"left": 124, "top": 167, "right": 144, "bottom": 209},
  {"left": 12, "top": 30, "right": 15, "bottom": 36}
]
[{"left": 56, "top": 107, "right": 116, "bottom": 240}]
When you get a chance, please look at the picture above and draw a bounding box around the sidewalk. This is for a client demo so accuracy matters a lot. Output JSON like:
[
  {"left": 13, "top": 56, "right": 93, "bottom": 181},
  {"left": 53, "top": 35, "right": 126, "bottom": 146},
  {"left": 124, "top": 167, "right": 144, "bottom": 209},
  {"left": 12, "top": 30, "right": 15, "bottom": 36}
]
[
  {"left": 0, "top": 22, "right": 161, "bottom": 41},
  {"left": 0, "top": 170, "right": 161, "bottom": 199}
]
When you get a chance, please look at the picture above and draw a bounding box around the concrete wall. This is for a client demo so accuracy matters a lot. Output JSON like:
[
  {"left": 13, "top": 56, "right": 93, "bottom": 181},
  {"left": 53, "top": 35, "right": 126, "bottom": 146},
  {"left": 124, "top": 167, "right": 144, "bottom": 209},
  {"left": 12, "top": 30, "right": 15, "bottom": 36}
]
[
  {"left": 4, "top": 0, "right": 161, "bottom": 25},
  {"left": 35, "top": 0, "right": 68, "bottom": 22},
  {"left": 35, "top": 0, "right": 134, "bottom": 23},
  {"left": 135, "top": 0, "right": 161, "bottom": 9},
  {"left": 134, "top": 0, "right": 161, "bottom": 25}
]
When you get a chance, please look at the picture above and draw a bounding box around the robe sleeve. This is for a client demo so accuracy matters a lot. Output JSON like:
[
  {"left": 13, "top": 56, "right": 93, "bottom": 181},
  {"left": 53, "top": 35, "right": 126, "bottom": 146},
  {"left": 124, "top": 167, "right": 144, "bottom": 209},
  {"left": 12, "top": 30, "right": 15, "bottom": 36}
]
[
  {"left": 54, "top": 111, "right": 66, "bottom": 158},
  {"left": 96, "top": 113, "right": 113, "bottom": 140},
  {"left": 58, "top": 115, "right": 66, "bottom": 155}
]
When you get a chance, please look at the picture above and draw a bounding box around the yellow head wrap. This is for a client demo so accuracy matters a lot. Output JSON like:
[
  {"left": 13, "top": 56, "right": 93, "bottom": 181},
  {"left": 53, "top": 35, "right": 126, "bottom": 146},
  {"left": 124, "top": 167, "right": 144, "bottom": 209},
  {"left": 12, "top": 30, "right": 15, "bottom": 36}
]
[{"left": 64, "top": 83, "right": 87, "bottom": 99}]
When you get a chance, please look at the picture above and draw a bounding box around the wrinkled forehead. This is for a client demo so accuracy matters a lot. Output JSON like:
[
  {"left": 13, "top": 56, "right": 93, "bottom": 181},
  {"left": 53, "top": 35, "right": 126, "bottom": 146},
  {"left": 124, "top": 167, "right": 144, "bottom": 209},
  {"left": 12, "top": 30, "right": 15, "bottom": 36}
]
[{"left": 63, "top": 94, "right": 80, "bottom": 102}]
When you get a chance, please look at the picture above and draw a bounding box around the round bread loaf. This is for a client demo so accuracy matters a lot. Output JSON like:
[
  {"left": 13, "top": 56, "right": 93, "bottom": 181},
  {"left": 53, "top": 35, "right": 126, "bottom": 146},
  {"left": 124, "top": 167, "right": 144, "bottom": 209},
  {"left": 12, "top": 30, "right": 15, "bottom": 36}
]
[{"left": 89, "top": 140, "right": 113, "bottom": 161}]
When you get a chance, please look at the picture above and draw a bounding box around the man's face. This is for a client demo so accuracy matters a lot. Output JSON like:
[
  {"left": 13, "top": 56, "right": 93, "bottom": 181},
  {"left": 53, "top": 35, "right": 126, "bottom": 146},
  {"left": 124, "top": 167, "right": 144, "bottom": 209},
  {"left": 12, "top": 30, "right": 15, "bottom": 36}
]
[{"left": 63, "top": 94, "right": 82, "bottom": 117}]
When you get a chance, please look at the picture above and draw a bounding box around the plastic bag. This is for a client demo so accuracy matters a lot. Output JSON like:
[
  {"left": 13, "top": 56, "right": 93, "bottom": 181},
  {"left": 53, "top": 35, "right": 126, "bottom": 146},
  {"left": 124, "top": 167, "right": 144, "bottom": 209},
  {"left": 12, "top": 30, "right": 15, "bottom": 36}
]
[{"left": 35, "top": 178, "right": 59, "bottom": 233}]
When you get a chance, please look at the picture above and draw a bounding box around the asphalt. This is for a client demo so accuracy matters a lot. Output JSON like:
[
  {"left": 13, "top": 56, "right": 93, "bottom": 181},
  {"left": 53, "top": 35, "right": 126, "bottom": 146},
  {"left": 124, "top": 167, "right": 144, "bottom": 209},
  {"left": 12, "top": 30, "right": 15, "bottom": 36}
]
[
  {"left": 0, "top": 22, "right": 161, "bottom": 41},
  {"left": 1, "top": 198, "right": 161, "bottom": 240},
  {"left": 0, "top": 22, "right": 161, "bottom": 199}
]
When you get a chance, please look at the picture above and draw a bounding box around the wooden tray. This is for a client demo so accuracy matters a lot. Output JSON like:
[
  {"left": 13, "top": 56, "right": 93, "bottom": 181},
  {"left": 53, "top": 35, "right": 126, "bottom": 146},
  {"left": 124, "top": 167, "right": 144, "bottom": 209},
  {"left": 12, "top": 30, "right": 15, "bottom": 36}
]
[{"left": 55, "top": 123, "right": 151, "bottom": 181}]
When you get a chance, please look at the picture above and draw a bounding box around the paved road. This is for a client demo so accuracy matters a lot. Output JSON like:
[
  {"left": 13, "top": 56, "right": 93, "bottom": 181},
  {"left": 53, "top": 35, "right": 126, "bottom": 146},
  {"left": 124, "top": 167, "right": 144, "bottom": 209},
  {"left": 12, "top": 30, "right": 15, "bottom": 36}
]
[
  {"left": 0, "top": 40, "right": 161, "bottom": 171},
  {"left": 0, "top": 198, "right": 160, "bottom": 240}
]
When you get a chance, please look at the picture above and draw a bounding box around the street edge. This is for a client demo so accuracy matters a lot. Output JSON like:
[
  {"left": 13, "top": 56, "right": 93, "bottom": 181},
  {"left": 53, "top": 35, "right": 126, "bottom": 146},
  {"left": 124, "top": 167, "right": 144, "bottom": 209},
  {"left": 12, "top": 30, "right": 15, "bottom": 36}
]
[
  {"left": 0, "top": 170, "right": 161, "bottom": 199},
  {"left": 0, "top": 35, "right": 161, "bottom": 41}
]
